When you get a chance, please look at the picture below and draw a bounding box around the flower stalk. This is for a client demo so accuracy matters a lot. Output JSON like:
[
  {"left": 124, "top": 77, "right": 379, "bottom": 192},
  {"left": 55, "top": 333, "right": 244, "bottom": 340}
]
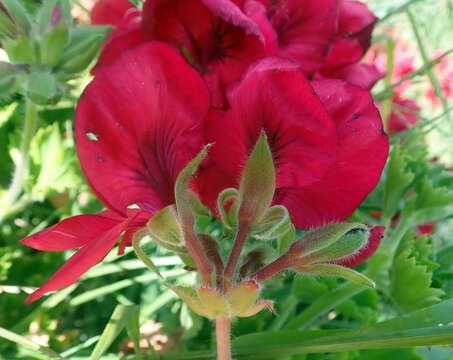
[{"left": 216, "top": 316, "right": 232, "bottom": 360}]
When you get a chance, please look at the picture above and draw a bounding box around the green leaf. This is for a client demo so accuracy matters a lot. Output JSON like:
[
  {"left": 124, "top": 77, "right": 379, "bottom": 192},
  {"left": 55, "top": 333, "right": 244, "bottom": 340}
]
[
  {"left": 356, "top": 348, "right": 422, "bottom": 360},
  {"left": 390, "top": 246, "right": 444, "bottom": 313},
  {"left": 125, "top": 307, "right": 142, "bottom": 359},
  {"left": 403, "top": 178, "right": 453, "bottom": 225},
  {"left": 90, "top": 304, "right": 139, "bottom": 360},
  {"left": 0, "top": 327, "right": 65, "bottom": 359},
  {"left": 382, "top": 145, "right": 414, "bottom": 223}
]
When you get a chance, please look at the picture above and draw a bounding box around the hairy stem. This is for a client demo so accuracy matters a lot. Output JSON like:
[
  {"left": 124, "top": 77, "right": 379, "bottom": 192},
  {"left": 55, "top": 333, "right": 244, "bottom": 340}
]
[
  {"left": 223, "top": 221, "right": 250, "bottom": 291},
  {"left": 216, "top": 316, "right": 231, "bottom": 360},
  {"left": 252, "top": 252, "right": 293, "bottom": 282},
  {"left": 1, "top": 99, "right": 38, "bottom": 216}
]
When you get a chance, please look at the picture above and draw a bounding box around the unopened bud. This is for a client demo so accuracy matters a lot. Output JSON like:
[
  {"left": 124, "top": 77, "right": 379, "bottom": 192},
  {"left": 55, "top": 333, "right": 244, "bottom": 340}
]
[
  {"left": 40, "top": 23, "right": 69, "bottom": 67},
  {"left": 146, "top": 205, "right": 185, "bottom": 253},
  {"left": 0, "top": 61, "right": 16, "bottom": 97},
  {"left": 237, "top": 131, "right": 275, "bottom": 225},
  {"left": 51, "top": 4, "right": 61, "bottom": 26},
  {"left": 26, "top": 72, "right": 62, "bottom": 105},
  {"left": 58, "top": 25, "right": 111, "bottom": 73},
  {"left": 4, "top": 36, "right": 37, "bottom": 64}
]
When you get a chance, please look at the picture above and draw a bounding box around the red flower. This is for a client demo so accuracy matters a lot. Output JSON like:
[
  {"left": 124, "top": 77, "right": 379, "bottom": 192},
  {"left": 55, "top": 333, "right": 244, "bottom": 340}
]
[
  {"left": 21, "top": 43, "right": 210, "bottom": 302},
  {"left": 92, "top": 0, "right": 266, "bottom": 108},
  {"left": 200, "top": 58, "right": 389, "bottom": 229}
]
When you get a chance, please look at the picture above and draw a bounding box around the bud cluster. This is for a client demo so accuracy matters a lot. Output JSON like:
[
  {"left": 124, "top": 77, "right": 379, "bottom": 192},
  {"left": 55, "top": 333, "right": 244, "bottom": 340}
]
[
  {"left": 0, "top": 0, "right": 111, "bottom": 105},
  {"left": 131, "top": 132, "right": 382, "bottom": 321}
]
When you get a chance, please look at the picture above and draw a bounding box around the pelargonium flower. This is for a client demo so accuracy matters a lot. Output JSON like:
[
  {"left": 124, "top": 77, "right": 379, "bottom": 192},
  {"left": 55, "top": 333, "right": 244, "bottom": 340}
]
[
  {"left": 21, "top": 43, "right": 210, "bottom": 303},
  {"left": 91, "top": 0, "right": 266, "bottom": 108},
  {"left": 199, "top": 57, "right": 389, "bottom": 229},
  {"left": 387, "top": 95, "right": 420, "bottom": 134},
  {"left": 21, "top": 43, "right": 388, "bottom": 303}
]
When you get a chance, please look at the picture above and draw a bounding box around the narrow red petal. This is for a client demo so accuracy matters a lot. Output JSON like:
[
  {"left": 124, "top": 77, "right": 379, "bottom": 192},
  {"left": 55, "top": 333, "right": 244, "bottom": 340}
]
[
  {"left": 25, "top": 221, "right": 126, "bottom": 303},
  {"left": 20, "top": 211, "right": 121, "bottom": 251},
  {"left": 75, "top": 42, "right": 209, "bottom": 215}
]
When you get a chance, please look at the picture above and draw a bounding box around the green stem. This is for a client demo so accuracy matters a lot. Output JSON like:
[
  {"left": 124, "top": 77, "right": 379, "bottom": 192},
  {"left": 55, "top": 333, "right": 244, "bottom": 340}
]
[
  {"left": 216, "top": 316, "right": 232, "bottom": 360},
  {"left": 1, "top": 99, "right": 38, "bottom": 216},
  {"left": 223, "top": 221, "right": 250, "bottom": 291}
]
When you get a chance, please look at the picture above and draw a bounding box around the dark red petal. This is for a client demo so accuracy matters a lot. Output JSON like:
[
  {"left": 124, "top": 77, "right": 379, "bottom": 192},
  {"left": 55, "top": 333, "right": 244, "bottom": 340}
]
[
  {"left": 20, "top": 211, "right": 121, "bottom": 251},
  {"left": 91, "top": 0, "right": 141, "bottom": 38},
  {"left": 275, "top": 79, "right": 389, "bottom": 229},
  {"left": 91, "top": 29, "right": 146, "bottom": 75},
  {"left": 206, "top": 58, "right": 338, "bottom": 197},
  {"left": 25, "top": 221, "right": 127, "bottom": 303},
  {"left": 327, "top": 63, "right": 385, "bottom": 90},
  {"left": 75, "top": 43, "right": 209, "bottom": 215},
  {"left": 257, "top": 0, "right": 338, "bottom": 74},
  {"left": 244, "top": 0, "right": 279, "bottom": 56},
  {"left": 321, "top": 0, "right": 376, "bottom": 74},
  {"left": 142, "top": 0, "right": 265, "bottom": 108},
  {"left": 203, "top": 0, "right": 262, "bottom": 37},
  {"left": 332, "top": 225, "right": 384, "bottom": 268}
]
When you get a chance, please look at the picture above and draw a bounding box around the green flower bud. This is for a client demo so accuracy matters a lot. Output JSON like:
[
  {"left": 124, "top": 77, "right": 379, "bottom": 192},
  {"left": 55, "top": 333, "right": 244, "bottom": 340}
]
[
  {"left": 238, "top": 131, "right": 275, "bottom": 225},
  {"left": 0, "top": 61, "right": 17, "bottom": 99},
  {"left": 37, "top": 0, "right": 57, "bottom": 33},
  {"left": 58, "top": 25, "right": 112, "bottom": 73},
  {"left": 40, "top": 23, "right": 69, "bottom": 67},
  {"left": 26, "top": 72, "right": 62, "bottom": 105},
  {"left": 1, "top": 0, "right": 30, "bottom": 35},
  {"left": 4, "top": 36, "right": 37, "bottom": 64},
  {"left": 146, "top": 205, "right": 185, "bottom": 253}
]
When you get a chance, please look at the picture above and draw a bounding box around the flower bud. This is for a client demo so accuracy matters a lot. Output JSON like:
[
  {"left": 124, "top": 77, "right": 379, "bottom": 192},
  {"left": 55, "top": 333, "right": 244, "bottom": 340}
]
[
  {"left": 58, "top": 25, "right": 112, "bottom": 74},
  {"left": 26, "top": 72, "right": 62, "bottom": 105},
  {"left": 0, "top": 61, "right": 16, "bottom": 98},
  {"left": 40, "top": 23, "right": 69, "bottom": 67},
  {"left": 146, "top": 205, "right": 185, "bottom": 253},
  {"left": 4, "top": 36, "right": 37, "bottom": 64},
  {"left": 1, "top": 0, "right": 30, "bottom": 35},
  {"left": 237, "top": 131, "right": 275, "bottom": 225}
]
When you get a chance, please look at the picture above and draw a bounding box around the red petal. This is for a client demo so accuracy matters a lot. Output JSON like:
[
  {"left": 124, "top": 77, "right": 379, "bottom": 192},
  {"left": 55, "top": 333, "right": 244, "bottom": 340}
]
[
  {"left": 91, "top": 0, "right": 141, "bottom": 39},
  {"left": 257, "top": 0, "right": 338, "bottom": 74},
  {"left": 25, "top": 221, "right": 127, "bottom": 303},
  {"left": 142, "top": 0, "right": 265, "bottom": 108},
  {"left": 91, "top": 29, "right": 146, "bottom": 75},
  {"left": 321, "top": 0, "right": 377, "bottom": 74},
  {"left": 206, "top": 58, "right": 338, "bottom": 208},
  {"left": 117, "top": 210, "right": 153, "bottom": 255},
  {"left": 332, "top": 225, "right": 384, "bottom": 268},
  {"left": 275, "top": 80, "right": 389, "bottom": 229},
  {"left": 327, "top": 63, "right": 385, "bottom": 90},
  {"left": 20, "top": 210, "right": 121, "bottom": 251},
  {"left": 203, "top": 0, "right": 262, "bottom": 37},
  {"left": 75, "top": 43, "right": 209, "bottom": 215}
]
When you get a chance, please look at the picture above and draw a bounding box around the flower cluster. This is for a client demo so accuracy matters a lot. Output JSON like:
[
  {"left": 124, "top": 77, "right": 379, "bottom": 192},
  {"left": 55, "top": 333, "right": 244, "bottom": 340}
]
[{"left": 21, "top": 0, "right": 388, "bottom": 309}]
